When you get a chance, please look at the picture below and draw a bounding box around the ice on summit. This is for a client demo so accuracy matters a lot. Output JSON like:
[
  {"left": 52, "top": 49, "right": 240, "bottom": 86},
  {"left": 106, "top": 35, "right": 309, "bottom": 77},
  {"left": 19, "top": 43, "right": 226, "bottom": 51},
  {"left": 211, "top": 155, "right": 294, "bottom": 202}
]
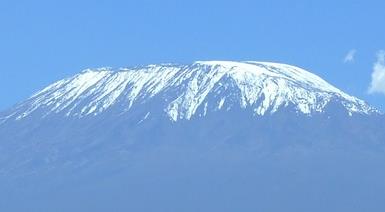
[{"left": 3, "top": 61, "right": 378, "bottom": 122}]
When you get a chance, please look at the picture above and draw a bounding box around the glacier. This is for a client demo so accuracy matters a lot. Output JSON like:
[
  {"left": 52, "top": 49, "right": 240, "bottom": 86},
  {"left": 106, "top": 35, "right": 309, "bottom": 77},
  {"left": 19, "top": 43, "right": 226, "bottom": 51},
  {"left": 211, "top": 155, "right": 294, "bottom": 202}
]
[{"left": 2, "top": 61, "right": 378, "bottom": 123}]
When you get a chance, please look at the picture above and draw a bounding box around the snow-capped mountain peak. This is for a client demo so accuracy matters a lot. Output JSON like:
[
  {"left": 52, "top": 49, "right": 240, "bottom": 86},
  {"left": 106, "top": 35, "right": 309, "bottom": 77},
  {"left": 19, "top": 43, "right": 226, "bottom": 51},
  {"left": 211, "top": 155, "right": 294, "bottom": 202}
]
[{"left": 2, "top": 61, "right": 378, "bottom": 122}]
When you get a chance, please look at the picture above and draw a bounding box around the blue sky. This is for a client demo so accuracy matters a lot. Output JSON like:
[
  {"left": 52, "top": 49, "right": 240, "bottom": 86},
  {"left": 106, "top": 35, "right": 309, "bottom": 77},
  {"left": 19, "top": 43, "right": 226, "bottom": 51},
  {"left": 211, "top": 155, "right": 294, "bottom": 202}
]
[{"left": 1, "top": 0, "right": 385, "bottom": 111}]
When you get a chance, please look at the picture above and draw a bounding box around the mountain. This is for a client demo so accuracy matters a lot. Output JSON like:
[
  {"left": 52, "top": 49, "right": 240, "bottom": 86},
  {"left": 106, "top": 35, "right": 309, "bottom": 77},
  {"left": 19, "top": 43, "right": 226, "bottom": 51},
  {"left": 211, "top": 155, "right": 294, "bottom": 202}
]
[{"left": 1, "top": 61, "right": 385, "bottom": 212}]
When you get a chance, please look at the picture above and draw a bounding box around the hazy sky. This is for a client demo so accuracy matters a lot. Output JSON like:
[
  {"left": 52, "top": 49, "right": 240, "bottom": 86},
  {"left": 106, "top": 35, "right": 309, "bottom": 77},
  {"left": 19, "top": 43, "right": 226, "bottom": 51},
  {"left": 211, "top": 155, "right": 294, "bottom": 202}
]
[{"left": 1, "top": 0, "right": 385, "bottom": 111}]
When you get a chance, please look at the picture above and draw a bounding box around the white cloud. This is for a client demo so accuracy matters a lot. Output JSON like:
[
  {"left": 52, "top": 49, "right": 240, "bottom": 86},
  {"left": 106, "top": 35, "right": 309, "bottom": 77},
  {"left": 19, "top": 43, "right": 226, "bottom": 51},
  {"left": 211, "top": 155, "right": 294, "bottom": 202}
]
[
  {"left": 368, "top": 50, "right": 385, "bottom": 95},
  {"left": 343, "top": 49, "right": 356, "bottom": 63}
]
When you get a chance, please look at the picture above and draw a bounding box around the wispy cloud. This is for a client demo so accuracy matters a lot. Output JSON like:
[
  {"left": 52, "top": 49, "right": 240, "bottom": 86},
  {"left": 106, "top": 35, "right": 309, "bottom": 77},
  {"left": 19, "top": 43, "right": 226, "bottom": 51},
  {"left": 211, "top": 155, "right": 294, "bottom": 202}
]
[
  {"left": 368, "top": 50, "right": 385, "bottom": 95},
  {"left": 343, "top": 49, "right": 356, "bottom": 63}
]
